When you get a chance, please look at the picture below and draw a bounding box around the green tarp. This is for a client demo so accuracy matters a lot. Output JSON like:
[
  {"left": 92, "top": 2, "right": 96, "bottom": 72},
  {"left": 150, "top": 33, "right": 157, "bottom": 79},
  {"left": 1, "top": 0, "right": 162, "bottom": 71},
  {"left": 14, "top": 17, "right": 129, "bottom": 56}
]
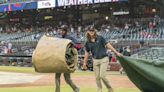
[{"left": 117, "top": 56, "right": 164, "bottom": 92}]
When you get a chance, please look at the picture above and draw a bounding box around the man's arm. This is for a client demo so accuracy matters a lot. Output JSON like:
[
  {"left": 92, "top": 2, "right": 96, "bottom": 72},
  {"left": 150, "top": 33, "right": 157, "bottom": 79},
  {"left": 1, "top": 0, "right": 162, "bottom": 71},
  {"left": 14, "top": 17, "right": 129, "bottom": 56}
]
[
  {"left": 71, "top": 36, "right": 79, "bottom": 44},
  {"left": 106, "top": 43, "right": 123, "bottom": 57},
  {"left": 67, "top": 36, "right": 79, "bottom": 47}
]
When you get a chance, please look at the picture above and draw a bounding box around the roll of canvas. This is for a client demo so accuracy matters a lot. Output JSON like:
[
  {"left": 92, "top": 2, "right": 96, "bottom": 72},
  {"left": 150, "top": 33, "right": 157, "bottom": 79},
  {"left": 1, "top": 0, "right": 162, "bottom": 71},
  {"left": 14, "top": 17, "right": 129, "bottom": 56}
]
[{"left": 32, "top": 35, "right": 78, "bottom": 73}]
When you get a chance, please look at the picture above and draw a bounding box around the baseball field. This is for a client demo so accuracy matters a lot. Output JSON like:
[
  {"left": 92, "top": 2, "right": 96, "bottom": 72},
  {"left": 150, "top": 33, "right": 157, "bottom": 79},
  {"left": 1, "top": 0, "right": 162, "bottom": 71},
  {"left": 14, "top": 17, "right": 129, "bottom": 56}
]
[{"left": 0, "top": 66, "right": 140, "bottom": 92}]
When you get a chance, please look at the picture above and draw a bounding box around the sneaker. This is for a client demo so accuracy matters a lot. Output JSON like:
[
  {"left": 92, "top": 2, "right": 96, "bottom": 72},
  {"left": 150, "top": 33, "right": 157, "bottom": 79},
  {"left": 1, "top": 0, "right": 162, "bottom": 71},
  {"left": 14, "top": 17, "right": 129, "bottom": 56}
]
[
  {"left": 108, "top": 88, "right": 114, "bottom": 92},
  {"left": 98, "top": 89, "right": 102, "bottom": 92},
  {"left": 74, "top": 87, "right": 80, "bottom": 92},
  {"left": 120, "top": 70, "right": 123, "bottom": 74}
]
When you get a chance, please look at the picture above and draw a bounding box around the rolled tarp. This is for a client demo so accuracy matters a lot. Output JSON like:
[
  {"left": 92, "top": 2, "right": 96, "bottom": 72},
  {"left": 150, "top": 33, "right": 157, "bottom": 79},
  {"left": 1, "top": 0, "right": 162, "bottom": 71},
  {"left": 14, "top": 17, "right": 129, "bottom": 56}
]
[
  {"left": 32, "top": 35, "right": 78, "bottom": 73},
  {"left": 117, "top": 56, "right": 164, "bottom": 92}
]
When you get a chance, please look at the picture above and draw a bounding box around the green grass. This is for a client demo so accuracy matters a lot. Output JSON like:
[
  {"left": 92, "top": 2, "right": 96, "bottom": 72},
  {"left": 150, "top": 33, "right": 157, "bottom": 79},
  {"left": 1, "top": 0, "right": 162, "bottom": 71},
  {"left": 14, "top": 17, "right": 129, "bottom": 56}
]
[
  {"left": 0, "top": 86, "right": 140, "bottom": 92},
  {"left": 0, "top": 66, "right": 95, "bottom": 75},
  {"left": 0, "top": 66, "right": 35, "bottom": 73},
  {"left": 0, "top": 66, "right": 124, "bottom": 76}
]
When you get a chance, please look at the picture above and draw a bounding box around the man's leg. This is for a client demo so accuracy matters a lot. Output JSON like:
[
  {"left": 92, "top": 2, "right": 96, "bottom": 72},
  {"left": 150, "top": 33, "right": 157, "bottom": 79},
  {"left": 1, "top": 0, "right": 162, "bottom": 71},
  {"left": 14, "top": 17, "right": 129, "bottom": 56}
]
[
  {"left": 100, "top": 57, "right": 113, "bottom": 92},
  {"left": 55, "top": 73, "right": 62, "bottom": 92},
  {"left": 93, "top": 60, "right": 102, "bottom": 92},
  {"left": 64, "top": 73, "right": 79, "bottom": 92}
]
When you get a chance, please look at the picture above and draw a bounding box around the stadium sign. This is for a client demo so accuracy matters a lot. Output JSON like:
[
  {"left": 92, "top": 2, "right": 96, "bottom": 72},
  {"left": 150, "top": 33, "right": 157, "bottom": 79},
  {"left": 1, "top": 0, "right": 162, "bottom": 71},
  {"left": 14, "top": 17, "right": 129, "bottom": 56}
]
[
  {"left": 113, "top": 11, "right": 129, "bottom": 15},
  {"left": 0, "top": 0, "right": 128, "bottom": 12},
  {"left": 57, "top": 0, "right": 93, "bottom": 6},
  {"left": 0, "top": 0, "right": 35, "bottom": 5},
  {"left": 57, "top": 0, "right": 123, "bottom": 6},
  {"left": 0, "top": 2, "right": 37, "bottom": 12},
  {"left": 38, "top": 0, "right": 56, "bottom": 9}
]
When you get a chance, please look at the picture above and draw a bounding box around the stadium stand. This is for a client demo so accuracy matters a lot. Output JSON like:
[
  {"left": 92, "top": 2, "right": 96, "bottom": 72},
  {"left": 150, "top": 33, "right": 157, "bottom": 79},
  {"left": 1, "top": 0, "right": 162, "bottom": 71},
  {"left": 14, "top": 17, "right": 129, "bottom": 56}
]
[{"left": 0, "top": 20, "right": 164, "bottom": 68}]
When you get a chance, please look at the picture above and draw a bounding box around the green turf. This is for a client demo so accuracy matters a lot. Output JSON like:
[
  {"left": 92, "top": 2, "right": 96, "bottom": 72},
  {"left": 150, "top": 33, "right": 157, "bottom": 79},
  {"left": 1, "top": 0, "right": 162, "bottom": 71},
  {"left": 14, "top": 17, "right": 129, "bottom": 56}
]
[
  {"left": 0, "top": 66, "right": 35, "bottom": 73},
  {"left": 0, "top": 86, "right": 140, "bottom": 92},
  {"left": 0, "top": 66, "right": 97, "bottom": 75},
  {"left": 0, "top": 66, "right": 125, "bottom": 76}
]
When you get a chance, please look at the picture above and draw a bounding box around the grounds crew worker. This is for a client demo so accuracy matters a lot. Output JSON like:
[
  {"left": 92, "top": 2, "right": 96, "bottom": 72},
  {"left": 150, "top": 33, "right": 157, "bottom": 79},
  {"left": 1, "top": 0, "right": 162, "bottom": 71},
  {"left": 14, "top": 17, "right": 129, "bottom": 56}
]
[
  {"left": 55, "top": 25, "right": 80, "bottom": 92},
  {"left": 83, "top": 26, "right": 123, "bottom": 92}
]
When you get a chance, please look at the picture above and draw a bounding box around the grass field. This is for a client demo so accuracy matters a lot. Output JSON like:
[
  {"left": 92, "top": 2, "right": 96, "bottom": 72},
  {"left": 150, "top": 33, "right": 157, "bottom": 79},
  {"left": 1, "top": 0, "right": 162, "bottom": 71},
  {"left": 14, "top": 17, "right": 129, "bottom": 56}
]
[
  {"left": 0, "top": 66, "right": 35, "bottom": 73},
  {"left": 0, "top": 66, "right": 140, "bottom": 92},
  {"left": 0, "top": 66, "right": 118, "bottom": 75}
]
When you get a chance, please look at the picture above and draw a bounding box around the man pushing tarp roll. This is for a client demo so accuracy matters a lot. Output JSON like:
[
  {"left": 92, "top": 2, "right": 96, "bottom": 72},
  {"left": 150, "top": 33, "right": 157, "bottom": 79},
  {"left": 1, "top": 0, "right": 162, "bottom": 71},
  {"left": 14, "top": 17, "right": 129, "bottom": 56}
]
[
  {"left": 117, "top": 56, "right": 164, "bottom": 92},
  {"left": 32, "top": 25, "right": 79, "bottom": 92}
]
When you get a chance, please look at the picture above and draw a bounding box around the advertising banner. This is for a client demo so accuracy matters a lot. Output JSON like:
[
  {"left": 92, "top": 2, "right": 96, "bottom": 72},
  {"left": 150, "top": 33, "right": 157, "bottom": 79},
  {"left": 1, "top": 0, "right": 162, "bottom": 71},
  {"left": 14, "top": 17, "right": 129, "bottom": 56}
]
[
  {"left": 57, "top": 0, "right": 128, "bottom": 6},
  {"left": 24, "top": 2, "right": 37, "bottom": 10},
  {"left": 10, "top": 3, "right": 27, "bottom": 11},
  {"left": 38, "top": 0, "right": 56, "bottom": 9},
  {"left": 0, "top": 5, "right": 9, "bottom": 12},
  {"left": 0, "top": 2, "right": 37, "bottom": 12},
  {"left": 113, "top": 11, "right": 129, "bottom": 15},
  {"left": 0, "top": 0, "right": 128, "bottom": 12},
  {"left": 0, "top": 0, "right": 32, "bottom": 4}
]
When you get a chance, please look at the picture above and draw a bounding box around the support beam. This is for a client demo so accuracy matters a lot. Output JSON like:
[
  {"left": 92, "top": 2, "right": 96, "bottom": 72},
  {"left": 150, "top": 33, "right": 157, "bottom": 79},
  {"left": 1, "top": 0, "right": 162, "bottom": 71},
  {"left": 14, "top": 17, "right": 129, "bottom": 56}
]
[
  {"left": 129, "top": 0, "right": 135, "bottom": 18},
  {"left": 162, "top": 0, "right": 164, "bottom": 6},
  {"left": 160, "top": 0, "right": 164, "bottom": 18}
]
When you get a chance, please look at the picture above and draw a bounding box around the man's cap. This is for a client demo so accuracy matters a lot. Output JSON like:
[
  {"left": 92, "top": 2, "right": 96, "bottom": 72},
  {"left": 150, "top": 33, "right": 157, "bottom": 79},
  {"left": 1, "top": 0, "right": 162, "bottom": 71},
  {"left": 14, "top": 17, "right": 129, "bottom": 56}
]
[
  {"left": 88, "top": 25, "right": 95, "bottom": 31},
  {"left": 59, "top": 25, "right": 68, "bottom": 32}
]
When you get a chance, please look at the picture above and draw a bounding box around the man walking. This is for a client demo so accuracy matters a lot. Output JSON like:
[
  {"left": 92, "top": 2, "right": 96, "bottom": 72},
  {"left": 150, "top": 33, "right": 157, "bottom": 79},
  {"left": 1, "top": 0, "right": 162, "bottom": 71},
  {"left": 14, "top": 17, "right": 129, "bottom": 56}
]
[{"left": 55, "top": 25, "right": 79, "bottom": 92}]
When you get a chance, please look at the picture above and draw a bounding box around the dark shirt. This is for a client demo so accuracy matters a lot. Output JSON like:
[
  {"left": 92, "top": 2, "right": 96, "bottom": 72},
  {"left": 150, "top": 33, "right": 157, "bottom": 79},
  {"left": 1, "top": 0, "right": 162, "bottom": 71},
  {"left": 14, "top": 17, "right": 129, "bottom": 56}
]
[
  {"left": 85, "top": 36, "right": 108, "bottom": 59},
  {"left": 62, "top": 35, "right": 78, "bottom": 44},
  {"left": 56, "top": 35, "right": 78, "bottom": 46}
]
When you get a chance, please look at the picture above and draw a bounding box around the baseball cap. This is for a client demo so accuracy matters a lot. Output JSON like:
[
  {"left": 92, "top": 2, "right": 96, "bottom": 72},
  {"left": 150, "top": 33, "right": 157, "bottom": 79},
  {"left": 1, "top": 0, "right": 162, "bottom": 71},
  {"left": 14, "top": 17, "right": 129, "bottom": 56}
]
[
  {"left": 88, "top": 25, "right": 95, "bottom": 32},
  {"left": 59, "top": 25, "right": 68, "bottom": 32}
]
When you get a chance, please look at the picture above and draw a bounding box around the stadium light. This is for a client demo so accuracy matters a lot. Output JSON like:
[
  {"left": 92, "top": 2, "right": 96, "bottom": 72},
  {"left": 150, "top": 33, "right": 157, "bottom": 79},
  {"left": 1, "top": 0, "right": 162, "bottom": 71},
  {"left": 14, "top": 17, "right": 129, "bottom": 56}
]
[
  {"left": 94, "top": 9, "right": 98, "bottom": 13},
  {"left": 152, "top": 8, "right": 156, "bottom": 13},
  {"left": 105, "top": 16, "right": 109, "bottom": 20},
  {"left": 64, "top": 6, "right": 66, "bottom": 9},
  {"left": 110, "top": 7, "right": 113, "bottom": 10}
]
